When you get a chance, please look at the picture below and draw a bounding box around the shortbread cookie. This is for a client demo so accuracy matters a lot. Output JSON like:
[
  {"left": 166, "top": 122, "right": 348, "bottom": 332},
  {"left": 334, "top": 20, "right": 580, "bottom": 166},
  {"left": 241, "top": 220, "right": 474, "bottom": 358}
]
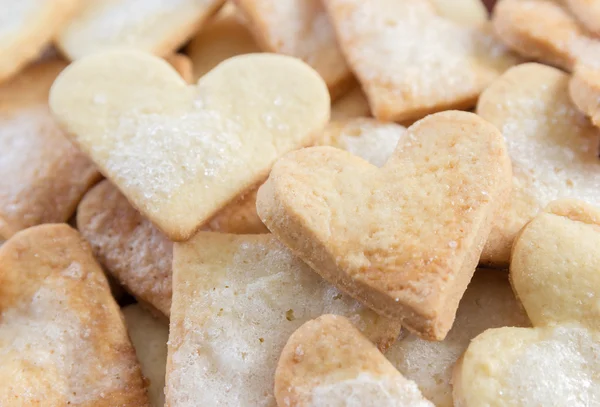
[
  {"left": 275, "top": 315, "right": 433, "bottom": 407},
  {"left": 56, "top": 0, "right": 225, "bottom": 60},
  {"left": 478, "top": 63, "right": 600, "bottom": 265},
  {"left": 165, "top": 54, "right": 193, "bottom": 83},
  {"left": 123, "top": 304, "right": 169, "bottom": 407},
  {"left": 0, "top": 224, "right": 149, "bottom": 406},
  {"left": 492, "top": 0, "right": 600, "bottom": 71},
  {"left": 565, "top": 0, "right": 600, "bottom": 35},
  {"left": 453, "top": 200, "right": 600, "bottom": 406},
  {"left": 386, "top": 270, "right": 530, "bottom": 407},
  {"left": 77, "top": 179, "right": 267, "bottom": 317},
  {"left": 166, "top": 233, "right": 401, "bottom": 407},
  {"left": 257, "top": 111, "right": 512, "bottom": 340},
  {"left": 234, "top": 0, "right": 353, "bottom": 99},
  {"left": 330, "top": 87, "right": 371, "bottom": 120},
  {"left": 323, "top": 0, "right": 516, "bottom": 122},
  {"left": 430, "top": 0, "right": 488, "bottom": 26},
  {"left": 0, "top": 59, "right": 100, "bottom": 240},
  {"left": 318, "top": 118, "right": 405, "bottom": 168},
  {"left": 50, "top": 50, "right": 329, "bottom": 241},
  {"left": 570, "top": 63, "right": 600, "bottom": 127},
  {"left": 186, "top": 5, "right": 260, "bottom": 81},
  {"left": 0, "top": 0, "right": 81, "bottom": 83}
]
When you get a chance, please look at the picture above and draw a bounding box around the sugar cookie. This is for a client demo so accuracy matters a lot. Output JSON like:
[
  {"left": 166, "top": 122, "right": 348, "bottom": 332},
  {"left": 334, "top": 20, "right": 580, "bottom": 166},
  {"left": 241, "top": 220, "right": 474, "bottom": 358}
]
[
  {"left": 275, "top": 314, "right": 433, "bottom": 407},
  {"left": 257, "top": 111, "right": 511, "bottom": 340},
  {"left": 50, "top": 50, "right": 330, "bottom": 241},
  {"left": 323, "top": 0, "right": 516, "bottom": 122},
  {"left": 330, "top": 87, "right": 371, "bottom": 120},
  {"left": 123, "top": 304, "right": 169, "bottom": 407},
  {"left": 565, "top": 0, "right": 600, "bottom": 35},
  {"left": 0, "top": 59, "right": 100, "bottom": 239},
  {"left": 492, "top": 0, "right": 600, "bottom": 71},
  {"left": 478, "top": 63, "right": 600, "bottom": 265},
  {"left": 166, "top": 233, "right": 401, "bottom": 407},
  {"left": 234, "top": 0, "right": 353, "bottom": 99},
  {"left": 165, "top": 53, "right": 193, "bottom": 83},
  {"left": 0, "top": 224, "right": 149, "bottom": 406},
  {"left": 570, "top": 63, "right": 600, "bottom": 127},
  {"left": 76, "top": 179, "right": 267, "bottom": 317},
  {"left": 186, "top": 4, "right": 260, "bottom": 81},
  {"left": 386, "top": 270, "right": 530, "bottom": 407},
  {"left": 0, "top": 0, "right": 81, "bottom": 83},
  {"left": 430, "top": 0, "right": 488, "bottom": 26},
  {"left": 453, "top": 200, "right": 600, "bottom": 406},
  {"left": 56, "top": 0, "right": 225, "bottom": 60}
]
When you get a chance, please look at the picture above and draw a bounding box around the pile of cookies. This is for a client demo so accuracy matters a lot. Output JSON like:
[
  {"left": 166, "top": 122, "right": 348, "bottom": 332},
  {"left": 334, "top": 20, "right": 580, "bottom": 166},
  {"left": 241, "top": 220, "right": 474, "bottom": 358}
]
[{"left": 1, "top": 0, "right": 599, "bottom": 405}]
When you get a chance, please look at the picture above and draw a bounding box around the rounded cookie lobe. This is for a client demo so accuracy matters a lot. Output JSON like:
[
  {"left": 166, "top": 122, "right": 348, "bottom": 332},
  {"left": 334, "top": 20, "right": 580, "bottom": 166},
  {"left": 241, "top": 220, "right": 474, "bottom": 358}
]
[{"left": 275, "top": 314, "right": 433, "bottom": 407}]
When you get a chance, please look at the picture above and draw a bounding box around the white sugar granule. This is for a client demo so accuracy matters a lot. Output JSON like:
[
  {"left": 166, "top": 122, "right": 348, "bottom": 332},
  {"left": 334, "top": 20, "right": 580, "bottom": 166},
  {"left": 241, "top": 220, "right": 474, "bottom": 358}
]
[
  {"left": 505, "top": 325, "right": 600, "bottom": 406},
  {"left": 168, "top": 239, "right": 377, "bottom": 407},
  {"left": 337, "top": 120, "right": 405, "bottom": 168},
  {"left": 309, "top": 373, "right": 434, "bottom": 407}
]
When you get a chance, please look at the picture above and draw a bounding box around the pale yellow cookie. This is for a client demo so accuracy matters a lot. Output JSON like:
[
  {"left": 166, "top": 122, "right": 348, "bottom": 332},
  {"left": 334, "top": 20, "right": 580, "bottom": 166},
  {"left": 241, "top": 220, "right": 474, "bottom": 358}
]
[
  {"left": 477, "top": 63, "right": 600, "bottom": 266},
  {"left": 185, "top": 4, "right": 261, "bottom": 81},
  {"left": 318, "top": 118, "right": 405, "bottom": 168},
  {"left": 76, "top": 179, "right": 267, "bottom": 317},
  {"left": 0, "top": 224, "right": 149, "bottom": 406},
  {"left": 123, "top": 304, "right": 169, "bottom": 407},
  {"left": 323, "top": 0, "right": 516, "bottom": 122},
  {"left": 275, "top": 314, "right": 433, "bottom": 407},
  {"left": 50, "top": 50, "right": 330, "bottom": 241},
  {"left": 430, "top": 0, "right": 488, "bottom": 26},
  {"left": 566, "top": 0, "right": 600, "bottom": 36},
  {"left": 570, "top": 62, "right": 600, "bottom": 127},
  {"left": 234, "top": 0, "right": 353, "bottom": 99},
  {"left": 56, "top": 0, "right": 225, "bottom": 60},
  {"left": 492, "top": 0, "right": 600, "bottom": 71},
  {"left": 166, "top": 233, "right": 401, "bottom": 407},
  {"left": 0, "top": 0, "right": 81, "bottom": 83},
  {"left": 0, "top": 59, "right": 100, "bottom": 240},
  {"left": 257, "top": 111, "right": 512, "bottom": 340},
  {"left": 330, "top": 87, "right": 371, "bottom": 120},
  {"left": 165, "top": 53, "right": 193, "bottom": 83},
  {"left": 453, "top": 200, "right": 600, "bottom": 406},
  {"left": 386, "top": 270, "right": 530, "bottom": 407}
]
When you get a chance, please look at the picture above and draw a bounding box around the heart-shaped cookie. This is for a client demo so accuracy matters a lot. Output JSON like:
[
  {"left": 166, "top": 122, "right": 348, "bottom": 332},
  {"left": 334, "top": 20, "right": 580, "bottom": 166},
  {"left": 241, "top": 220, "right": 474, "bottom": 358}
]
[
  {"left": 234, "top": 0, "right": 354, "bottom": 99},
  {"left": 453, "top": 199, "right": 600, "bottom": 405},
  {"left": 56, "top": 0, "right": 225, "bottom": 60},
  {"left": 0, "top": 0, "right": 81, "bottom": 83},
  {"left": 50, "top": 50, "right": 329, "bottom": 241},
  {"left": 322, "top": 0, "right": 516, "bottom": 122},
  {"left": 478, "top": 63, "right": 600, "bottom": 265},
  {"left": 275, "top": 314, "right": 434, "bottom": 407},
  {"left": 167, "top": 233, "right": 401, "bottom": 407},
  {"left": 0, "top": 224, "right": 149, "bottom": 406},
  {"left": 257, "top": 111, "right": 512, "bottom": 340}
]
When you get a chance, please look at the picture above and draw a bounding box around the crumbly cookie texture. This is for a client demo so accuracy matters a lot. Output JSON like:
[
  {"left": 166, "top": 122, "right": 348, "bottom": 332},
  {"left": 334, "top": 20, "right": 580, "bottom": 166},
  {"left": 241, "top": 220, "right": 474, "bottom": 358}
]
[
  {"left": 185, "top": 4, "right": 260, "bottom": 81},
  {"left": 478, "top": 63, "right": 600, "bottom": 266},
  {"left": 257, "top": 111, "right": 511, "bottom": 340},
  {"left": 123, "top": 304, "right": 169, "bottom": 407},
  {"left": 0, "top": 224, "right": 149, "bottom": 406},
  {"left": 56, "top": 0, "right": 225, "bottom": 60},
  {"left": 50, "top": 50, "right": 329, "bottom": 241},
  {"left": 0, "top": 0, "right": 81, "bottom": 83},
  {"left": 323, "top": 0, "right": 516, "bottom": 122},
  {"left": 492, "top": 0, "right": 600, "bottom": 71},
  {"left": 166, "top": 233, "right": 401, "bottom": 407},
  {"left": 0, "top": 59, "right": 100, "bottom": 240},
  {"left": 386, "top": 270, "right": 530, "bottom": 407},
  {"left": 275, "top": 315, "right": 433, "bottom": 407},
  {"left": 76, "top": 179, "right": 267, "bottom": 318},
  {"left": 234, "top": 0, "right": 353, "bottom": 99},
  {"left": 453, "top": 199, "right": 600, "bottom": 406}
]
